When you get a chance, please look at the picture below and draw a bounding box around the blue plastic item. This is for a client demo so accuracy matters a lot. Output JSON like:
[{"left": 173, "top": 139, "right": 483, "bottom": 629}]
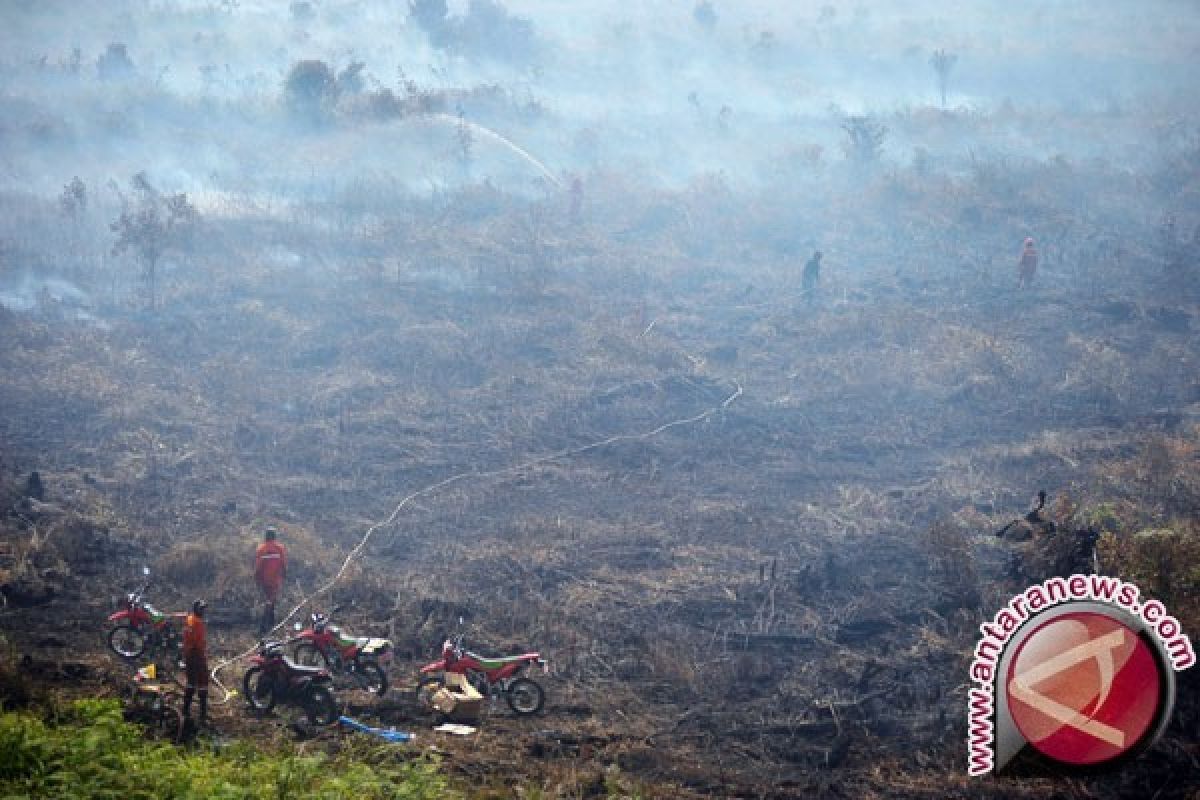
[{"left": 337, "top": 715, "right": 414, "bottom": 743}]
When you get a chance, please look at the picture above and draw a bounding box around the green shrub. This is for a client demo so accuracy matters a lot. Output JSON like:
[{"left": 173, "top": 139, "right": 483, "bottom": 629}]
[{"left": 0, "top": 698, "right": 455, "bottom": 800}]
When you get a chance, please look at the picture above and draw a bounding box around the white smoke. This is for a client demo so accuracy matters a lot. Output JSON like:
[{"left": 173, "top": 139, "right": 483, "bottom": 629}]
[{"left": 0, "top": 273, "right": 101, "bottom": 324}]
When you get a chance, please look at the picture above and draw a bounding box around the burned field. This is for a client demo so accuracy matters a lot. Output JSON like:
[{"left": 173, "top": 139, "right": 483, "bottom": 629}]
[
  {"left": 1, "top": 183, "right": 1198, "bottom": 797},
  {"left": 1, "top": 2, "right": 1199, "bottom": 795}
]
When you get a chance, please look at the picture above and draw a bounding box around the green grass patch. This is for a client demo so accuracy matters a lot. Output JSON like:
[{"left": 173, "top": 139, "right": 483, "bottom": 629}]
[{"left": 0, "top": 698, "right": 456, "bottom": 800}]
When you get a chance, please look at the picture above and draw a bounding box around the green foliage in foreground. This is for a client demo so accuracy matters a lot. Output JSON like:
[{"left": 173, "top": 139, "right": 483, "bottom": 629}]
[{"left": 0, "top": 698, "right": 455, "bottom": 800}]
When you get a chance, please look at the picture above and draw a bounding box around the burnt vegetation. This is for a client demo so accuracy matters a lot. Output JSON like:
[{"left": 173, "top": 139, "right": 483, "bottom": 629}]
[{"left": 1, "top": 1, "right": 1199, "bottom": 798}]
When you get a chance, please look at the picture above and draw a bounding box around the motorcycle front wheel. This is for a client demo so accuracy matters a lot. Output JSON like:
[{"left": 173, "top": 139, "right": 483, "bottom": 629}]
[
  {"left": 243, "top": 667, "right": 277, "bottom": 713},
  {"left": 354, "top": 661, "right": 388, "bottom": 696},
  {"left": 506, "top": 677, "right": 545, "bottom": 715},
  {"left": 414, "top": 675, "right": 444, "bottom": 712},
  {"left": 107, "top": 624, "right": 148, "bottom": 659},
  {"left": 305, "top": 685, "right": 338, "bottom": 726}
]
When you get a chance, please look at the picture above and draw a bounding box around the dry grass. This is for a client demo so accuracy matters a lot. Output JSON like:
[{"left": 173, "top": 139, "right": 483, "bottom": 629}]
[{"left": 1, "top": 126, "right": 1198, "bottom": 798}]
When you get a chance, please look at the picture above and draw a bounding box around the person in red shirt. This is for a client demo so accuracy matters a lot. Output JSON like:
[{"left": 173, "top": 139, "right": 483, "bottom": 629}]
[
  {"left": 182, "top": 599, "right": 209, "bottom": 725},
  {"left": 254, "top": 526, "right": 287, "bottom": 635},
  {"left": 1017, "top": 237, "right": 1038, "bottom": 288}
]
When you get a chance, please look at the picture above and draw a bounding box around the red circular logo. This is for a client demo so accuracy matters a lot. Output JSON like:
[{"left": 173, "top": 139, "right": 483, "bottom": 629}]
[{"left": 1005, "top": 611, "right": 1162, "bottom": 766}]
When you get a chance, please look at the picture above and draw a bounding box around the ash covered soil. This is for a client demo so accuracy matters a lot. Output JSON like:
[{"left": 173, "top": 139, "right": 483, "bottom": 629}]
[{"left": 2, "top": 218, "right": 1199, "bottom": 798}]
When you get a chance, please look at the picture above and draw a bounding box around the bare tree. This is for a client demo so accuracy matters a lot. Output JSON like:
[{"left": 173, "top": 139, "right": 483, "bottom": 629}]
[
  {"left": 110, "top": 173, "right": 197, "bottom": 309},
  {"left": 59, "top": 177, "right": 86, "bottom": 218},
  {"left": 929, "top": 49, "right": 957, "bottom": 108},
  {"left": 840, "top": 115, "right": 887, "bottom": 163}
]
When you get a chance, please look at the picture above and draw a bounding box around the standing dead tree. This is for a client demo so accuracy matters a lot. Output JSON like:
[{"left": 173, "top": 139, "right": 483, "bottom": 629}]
[
  {"left": 840, "top": 115, "right": 887, "bottom": 163},
  {"left": 59, "top": 177, "right": 87, "bottom": 218},
  {"left": 110, "top": 173, "right": 197, "bottom": 309},
  {"left": 929, "top": 49, "right": 957, "bottom": 108}
]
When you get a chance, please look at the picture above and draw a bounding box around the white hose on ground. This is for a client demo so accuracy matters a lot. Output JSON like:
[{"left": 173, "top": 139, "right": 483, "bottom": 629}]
[{"left": 209, "top": 379, "right": 743, "bottom": 703}]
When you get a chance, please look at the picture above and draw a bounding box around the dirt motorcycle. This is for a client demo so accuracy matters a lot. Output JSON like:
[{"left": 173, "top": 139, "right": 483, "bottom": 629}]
[
  {"left": 290, "top": 609, "right": 392, "bottom": 696},
  {"left": 243, "top": 639, "right": 338, "bottom": 726},
  {"left": 415, "top": 629, "right": 547, "bottom": 715},
  {"left": 106, "top": 567, "right": 186, "bottom": 661}
]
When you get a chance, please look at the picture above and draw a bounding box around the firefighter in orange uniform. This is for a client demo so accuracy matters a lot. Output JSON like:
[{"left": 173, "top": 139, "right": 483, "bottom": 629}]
[
  {"left": 182, "top": 599, "right": 209, "bottom": 725},
  {"left": 254, "top": 526, "right": 287, "bottom": 635}
]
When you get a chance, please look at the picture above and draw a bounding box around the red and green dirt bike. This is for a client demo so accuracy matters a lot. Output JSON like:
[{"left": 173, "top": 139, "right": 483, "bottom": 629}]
[
  {"left": 415, "top": 629, "right": 548, "bottom": 715},
  {"left": 290, "top": 609, "right": 392, "bottom": 696},
  {"left": 243, "top": 639, "right": 339, "bottom": 726},
  {"left": 106, "top": 568, "right": 186, "bottom": 660}
]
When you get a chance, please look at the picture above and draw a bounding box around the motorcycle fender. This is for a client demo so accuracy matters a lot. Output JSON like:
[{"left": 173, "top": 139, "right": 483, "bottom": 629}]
[
  {"left": 419, "top": 660, "right": 447, "bottom": 674},
  {"left": 107, "top": 611, "right": 131, "bottom": 622}
]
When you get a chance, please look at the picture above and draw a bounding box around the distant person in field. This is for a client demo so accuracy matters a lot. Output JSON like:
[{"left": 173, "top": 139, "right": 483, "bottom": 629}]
[
  {"left": 24, "top": 471, "right": 44, "bottom": 500},
  {"left": 182, "top": 599, "right": 209, "bottom": 726},
  {"left": 1017, "top": 237, "right": 1038, "bottom": 288},
  {"left": 254, "top": 526, "right": 287, "bottom": 635},
  {"left": 802, "top": 250, "right": 822, "bottom": 304}
]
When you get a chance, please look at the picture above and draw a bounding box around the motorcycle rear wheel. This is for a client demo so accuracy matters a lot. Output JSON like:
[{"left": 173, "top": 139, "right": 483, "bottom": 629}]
[
  {"left": 107, "top": 624, "right": 148, "bottom": 659},
  {"left": 243, "top": 666, "right": 277, "bottom": 713},
  {"left": 506, "top": 677, "right": 545, "bottom": 715},
  {"left": 305, "top": 685, "right": 338, "bottom": 726},
  {"left": 414, "top": 675, "right": 444, "bottom": 712},
  {"left": 354, "top": 661, "right": 388, "bottom": 696}
]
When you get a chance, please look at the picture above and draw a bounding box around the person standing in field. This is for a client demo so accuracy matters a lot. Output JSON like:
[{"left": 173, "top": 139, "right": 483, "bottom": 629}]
[
  {"left": 254, "top": 526, "right": 287, "bottom": 635},
  {"left": 802, "top": 250, "right": 822, "bottom": 304},
  {"left": 182, "top": 599, "right": 209, "bottom": 726},
  {"left": 1017, "top": 237, "right": 1038, "bottom": 288}
]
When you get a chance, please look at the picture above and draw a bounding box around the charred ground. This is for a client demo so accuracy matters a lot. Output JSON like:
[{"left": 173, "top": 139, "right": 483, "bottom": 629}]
[{"left": 2, "top": 169, "right": 1199, "bottom": 797}]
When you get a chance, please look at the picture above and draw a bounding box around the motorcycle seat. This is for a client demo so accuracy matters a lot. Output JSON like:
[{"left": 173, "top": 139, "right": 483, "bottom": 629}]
[{"left": 465, "top": 651, "right": 539, "bottom": 667}]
